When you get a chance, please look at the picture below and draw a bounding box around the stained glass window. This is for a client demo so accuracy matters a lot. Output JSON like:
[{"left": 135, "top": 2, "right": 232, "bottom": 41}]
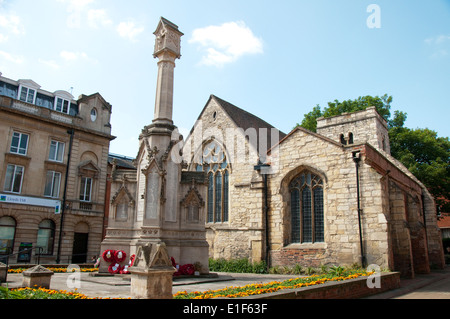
[
  {"left": 196, "top": 141, "right": 229, "bottom": 223},
  {"left": 289, "top": 171, "right": 324, "bottom": 243}
]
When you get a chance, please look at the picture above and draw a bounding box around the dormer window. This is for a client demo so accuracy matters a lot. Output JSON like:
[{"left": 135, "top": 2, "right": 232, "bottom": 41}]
[
  {"left": 54, "top": 97, "right": 70, "bottom": 114},
  {"left": 18, "top": 86, "right": 36, "bottom": 104}
]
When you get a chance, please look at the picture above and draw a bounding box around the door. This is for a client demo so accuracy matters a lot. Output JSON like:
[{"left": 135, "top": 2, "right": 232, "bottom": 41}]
[{"left": 72, "top": 232, "right": 88, "bottom": 264}]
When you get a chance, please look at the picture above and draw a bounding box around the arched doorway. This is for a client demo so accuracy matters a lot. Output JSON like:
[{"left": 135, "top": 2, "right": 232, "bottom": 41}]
[{"left": 72, "top": 222, "right": 89, "bottom": 264}]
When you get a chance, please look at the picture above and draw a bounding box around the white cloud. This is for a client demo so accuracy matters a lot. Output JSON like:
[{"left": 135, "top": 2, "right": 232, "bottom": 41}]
[
  {"left": 425, "top": 34, "right": 450, "bottom": 45},
  {"left": 189, "top": 21, "right": 263, "bottom": 67},
  {"left": 0, "top": 13, "right": 25, "bottom": 41},
  {"left": 60, "top": 50, "right": 97, "bottom": 64},
  {"left": 39, "top": 59, "right": 60, "bottom": 69},
  {"left": 431, "top": 49, "right": 448, "bottom": 59},
  {"left": 57, "top": 0, "right": 95, "bottom": 28},
  {"left": 87, "top": 9, "right": 112, "bottom": 29},
  {"left": 117, "top": 21, "right": 144, "bottom": 42},
  {"left": 425, "top": 34, "right": 450, "bottom": 59},
  {"left": 0, "top": 50, "right": 24, "bottom": 64}
]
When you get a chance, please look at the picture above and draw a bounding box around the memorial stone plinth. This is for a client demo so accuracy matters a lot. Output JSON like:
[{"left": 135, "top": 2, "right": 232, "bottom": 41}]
[
  {"left": 22, "top": 265, "right": 54, "bottom": 289},
  {"left": 129, "top": 242, "right": 176, "bottom": 299}
]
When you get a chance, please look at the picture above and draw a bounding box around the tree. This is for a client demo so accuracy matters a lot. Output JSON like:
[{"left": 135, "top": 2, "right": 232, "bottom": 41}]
[
  {"left": 390, "top": 126, "right": 450, "bottom": 212},
  {"left": 296, "top": 94, "right": 396, "bottom": 132},
  {"left": 296, "top": 95, "right": 450, "bottom": 213}
]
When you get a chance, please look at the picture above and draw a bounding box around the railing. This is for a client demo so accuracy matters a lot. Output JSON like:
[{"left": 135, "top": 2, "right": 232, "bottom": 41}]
[
  {"left": 0, "top": 248, "right": 89, "bottom": 267},
  {"left": 69, "top": 201, "right": 103, "bottom": 215},
  {"left": 0, "top": 97, "right": 75, "bottom": 126},
  {"left": 0, "top": 246, "right": 43, "bottom": 266},
  {"left": 0, "top": 249, "right": 91, "bottom": 283}
]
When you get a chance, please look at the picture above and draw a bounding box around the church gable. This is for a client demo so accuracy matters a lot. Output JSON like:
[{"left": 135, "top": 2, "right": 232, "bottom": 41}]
[
  {"left": 185, "top": 95, "right": 286, "bottom": 169},
  {"left": 274, "top": 126, "right": 345, "bottom": 170}
]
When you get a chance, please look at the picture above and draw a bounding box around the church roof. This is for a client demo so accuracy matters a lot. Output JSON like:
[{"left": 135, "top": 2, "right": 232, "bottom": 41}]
[
  {"left": 209, "top": 95, "right": 287, "bottom": 151},
  {"left": 108, "top": 153, "right": 136, "bottom": 169}
]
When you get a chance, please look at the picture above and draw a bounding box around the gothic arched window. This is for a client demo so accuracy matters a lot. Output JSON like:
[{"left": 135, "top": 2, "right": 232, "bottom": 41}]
[
  {"left": 290, "top": 171, "right": 324, "bottom": 243},
  {"left": 196, "top": 141, "right": 229, "bottom": 223}
]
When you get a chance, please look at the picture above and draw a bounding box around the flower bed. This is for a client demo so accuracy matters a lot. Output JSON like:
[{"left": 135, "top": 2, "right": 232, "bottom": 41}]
[
  {"left": 173, "top": 271, "right": 373, "bottom": 299},
  {"left": 1, "top": 286, "right": 92, "bottom": 299},
  {"left": 8, "top": 267, "right": 99, "bottom": 274}
]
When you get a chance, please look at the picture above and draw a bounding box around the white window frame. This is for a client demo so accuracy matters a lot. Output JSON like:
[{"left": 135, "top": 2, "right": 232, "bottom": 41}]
[
  {"left": 49, "top": 140, "right": 65, "bottom": 162},
  {"left": 10, "top": 131, "right": 29, "bottom": 156},
  {"left": 4, "top": 164, "right": 24, "bottom": 194},
  {"left": 44, "top": 171, "right": 61, "bottom": 198},
  {"left": 79, "top": 177, "right": 92, "bottom": 202},
  {"left": 18, "top": 85, "right": 37, "bottom": 104},
  {"left": 54, "top": 97, "right": 70, "bottom": 114}
]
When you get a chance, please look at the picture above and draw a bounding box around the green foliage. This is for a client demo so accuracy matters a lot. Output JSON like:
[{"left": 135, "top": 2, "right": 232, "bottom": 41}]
[
  {"left": 0, "top": 286, "right": 25, "bottom": 299},
  {"left": 209, "top": 258, "right": 268, "bottom": 274},
  {"left": 328, "top": 265, "right": 346, "bottom": 277},
  {"left": 390, "top": 126, "right": 450, "bottom": 212},
  {"left": 296, "top": 94, "right": 394, "bottom": 132},
  {"left": 0, "top": 286, "right": 84, "bottom": 299}
]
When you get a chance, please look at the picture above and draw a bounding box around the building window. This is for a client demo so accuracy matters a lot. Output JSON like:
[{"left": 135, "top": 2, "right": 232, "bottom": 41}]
[
  {"left": 10, "top": 132, "right": 29, "bottom": 156},
  {"left": 54, "top": 97, "right": 70, "bottom": 114},
  {"left": 196, "top": 141, "right": 229, "bottom": 223},
  {"left": 79, "top": 177, "right": 92, "bottom": 202},
  {"left": 348, "top": 132, "right": 354, "bottom": 144},
  {"left": 90, "top": 108, "right": 97, "bottom": 122},
  {"left": 36, "top": 220, "right": 55, "bottom": 255},
  {"left": 49, "top": 140, "right": 65, "bottom": 162},
  {"left": 290, "top": 171, "right": 324, "bottom": 243},
  {"left": 44, "top": 171, "right": 61, "bottom": 198},
  {"left": 0, "top": 216, "right": 16, "bottom": 256},
  {"left": 4, "top": 164, "right": 24, "bottom": 193},
  {"left": 18, "top": 86, "right": 36, "bottom": 104}
]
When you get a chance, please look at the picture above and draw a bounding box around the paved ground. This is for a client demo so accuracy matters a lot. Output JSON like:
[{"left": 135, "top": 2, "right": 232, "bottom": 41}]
[
  {"left": 2, "top": 271, "right": 301, "bottom": 299},
  {"left": 3, "top": 266, "right": 450, "bottom": 299},
  {"left": 365, "top": 265, "right": 450, "bottom": 299}
]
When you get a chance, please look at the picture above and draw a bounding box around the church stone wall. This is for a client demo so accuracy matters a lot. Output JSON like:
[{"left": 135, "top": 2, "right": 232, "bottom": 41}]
[
  {"left": 317, "top": 107, "right": 390, "bottom": 154},
  {"left": 268, "top": 128, "right": 390, "bottom": 269},
  {"left": 184, "top": 98, "right": 265, "bottom": 262}
]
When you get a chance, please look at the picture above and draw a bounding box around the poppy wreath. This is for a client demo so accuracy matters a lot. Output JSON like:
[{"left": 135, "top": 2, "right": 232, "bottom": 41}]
[
  {"left": 120, "top": 254, "right": 136, "bottom": 274},
  {"left": 102, "top": 249, "right": 116, "bottom": 263},
  {"left": 114, "top": 250, "right": 127, "bottom": 263},
  {"left": 129, "top": 254, "right": 136, "bottom": 267},
  {"left": 108, "top": 263, "right": 122, "bottom": 274},
  {"left": 171, "top": 257, "right": 181, "bottom": 277},
  {"left": 180, "top": 264, "right": 195, "bottom": 276}
]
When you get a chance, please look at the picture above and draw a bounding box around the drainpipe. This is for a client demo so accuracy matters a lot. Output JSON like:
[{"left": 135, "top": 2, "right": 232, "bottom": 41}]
[
  {"left": 254, "top": 162, "right": 271, "bottom": 272},
  {"left": 352, "top": 151, "right": 366, "bottom": 268},
  {"left": 56, "top": 129, "right": 74, "bottom": 264},
  {"left": 421, "top": 194, "right": 428, "bottom": 250}
]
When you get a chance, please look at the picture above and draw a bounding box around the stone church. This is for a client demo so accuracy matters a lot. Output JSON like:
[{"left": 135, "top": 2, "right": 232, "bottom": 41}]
[{"left": 101, "top": 18, "right": 444, "bottom": 278}]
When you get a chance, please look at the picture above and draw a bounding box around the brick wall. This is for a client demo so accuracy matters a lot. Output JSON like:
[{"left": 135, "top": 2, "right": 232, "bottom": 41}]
[{"left": 243, "top": 272, "right": 401, "bottom": 299}]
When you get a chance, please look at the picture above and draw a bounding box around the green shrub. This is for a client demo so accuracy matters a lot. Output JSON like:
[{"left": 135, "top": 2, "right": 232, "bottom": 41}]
[{"left": 209, "top": 258, "right": 268, "bottom": 274}]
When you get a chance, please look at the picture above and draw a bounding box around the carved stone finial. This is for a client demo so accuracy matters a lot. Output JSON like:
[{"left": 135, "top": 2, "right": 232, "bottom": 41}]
[
  {"left": 132, "top": 242, "right": 174, "bottom": 270},
  {"left": 153, "top": 17, "right": 184, "bottom": 59}
]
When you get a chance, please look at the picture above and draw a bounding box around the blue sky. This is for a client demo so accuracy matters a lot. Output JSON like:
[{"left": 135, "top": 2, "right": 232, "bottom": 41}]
[{"left": 1, "top": 0, "right": 449, "bottom": 157}]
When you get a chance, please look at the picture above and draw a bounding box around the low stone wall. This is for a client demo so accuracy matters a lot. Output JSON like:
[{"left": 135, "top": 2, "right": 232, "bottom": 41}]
[{"left": 241, "top": 272, "right": 400, "bottom": 299}]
